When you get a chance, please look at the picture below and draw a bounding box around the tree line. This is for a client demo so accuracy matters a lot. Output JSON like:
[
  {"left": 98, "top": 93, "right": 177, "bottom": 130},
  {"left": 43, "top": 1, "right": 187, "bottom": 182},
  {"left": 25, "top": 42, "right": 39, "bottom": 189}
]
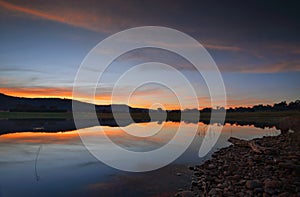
[{"left": 200, "top": 100, "right": 300, "bottom": 113}]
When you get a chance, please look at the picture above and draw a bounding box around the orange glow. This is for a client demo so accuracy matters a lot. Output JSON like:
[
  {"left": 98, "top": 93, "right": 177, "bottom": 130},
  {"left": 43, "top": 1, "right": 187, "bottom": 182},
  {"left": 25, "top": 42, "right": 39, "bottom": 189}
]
[
  {"left": 0, "top": 1, "right": 74, "bottom": 28},
  {"left": 0, "top": 87, "right": 203, "bottom": 110},
  {"left": 0, "top": 131, "right": 80, "bottom": 144},
  {"left": 0, "top": 0, "right": 120, "bottom": 33},
  {"left": 0, "top": 122, "right": 280, "bottom": 143},
  {"left": 226, "top": 97, "right": 274, "bottom": 108},
  {"left": 0, "top": 87, "right": 73, "bottom": 99},
  {"left": 0, "top": 87, "right": 275, "bottom": 110},
  {"left": 0, "top": 122, "right": 182, "bottom": 145}
]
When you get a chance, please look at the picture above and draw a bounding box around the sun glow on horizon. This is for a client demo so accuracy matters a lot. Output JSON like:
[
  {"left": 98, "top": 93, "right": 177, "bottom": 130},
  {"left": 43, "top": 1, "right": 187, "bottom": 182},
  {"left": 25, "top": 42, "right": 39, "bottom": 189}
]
[{"left": 0, "top": 86, "right": 283, "bottom": 110}]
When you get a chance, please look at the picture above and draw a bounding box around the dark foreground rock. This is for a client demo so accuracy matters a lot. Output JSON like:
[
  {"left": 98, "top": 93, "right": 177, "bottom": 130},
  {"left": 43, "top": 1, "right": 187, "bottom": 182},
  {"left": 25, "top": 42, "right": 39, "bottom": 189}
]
[{"left": 177, "top": 130, "right": 300, "bottom": 197}]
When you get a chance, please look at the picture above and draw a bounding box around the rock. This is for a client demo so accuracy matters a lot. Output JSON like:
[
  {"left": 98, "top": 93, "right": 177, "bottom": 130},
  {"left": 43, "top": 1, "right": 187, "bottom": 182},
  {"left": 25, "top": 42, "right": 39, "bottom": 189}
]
[
  {"left": 264, "top": 179, "right": 281, "bottom": 189},
  {"left": 246, "top": 180, "right": 262, "bottom": 189},
  {"left": 174, "top": 191, "right": 194, "bottom": 197},
  {"left": 238, "top": 180, "right": 246, "bottom": 185},
  {"left": 191, "top": 181, "right": 198, "bottom": 187},
  {"left": 264, "top": 188, "right": 275, "bottom": 195},
  {"left": 265, "top": 165, "right": 273, "bottom": 171},
  {"left": 254, "top": 187, "right": 264, "bottom": 193},
  {"left": 208, "top": 188, "right": 222, "bottom": 195},
  {"left": 205, "top": 175, "right": 213, "bottom": 181},
  {"left": 183, "top": 131, "right": 300, "bottom": 197},
  {"left": 216, "top": 183, "right": 223, "bottom": 188},
  {"left": 277, "top": 192, "right": 290, "bottom": 197},
  {"left": 228, "top": 174, "right": 240, "bottom": 180},
  {"left": 208, "top": 164, "right": 216, "bottom": 169},
  {"left": 278, "top": 162, "right": 295, "bottom": 169},
  {"left": 188, "top": 166, "right": 195, "bottom": 171}
]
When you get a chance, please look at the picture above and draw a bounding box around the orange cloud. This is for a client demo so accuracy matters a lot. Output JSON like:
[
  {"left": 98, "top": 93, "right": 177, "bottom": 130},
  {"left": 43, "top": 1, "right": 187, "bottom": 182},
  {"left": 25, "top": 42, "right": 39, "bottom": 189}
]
[
  {"left": 203, "top": 43, "right": 242, "bottom": 52},
  {"left": 0, "top": 0, "right": 123, "bottom": 33},
  {"left": 238, "top": 60, "right": 300, "bottom": 73},
  {"left": 0, "top": 87, "right": 73, "bottom": 98}
]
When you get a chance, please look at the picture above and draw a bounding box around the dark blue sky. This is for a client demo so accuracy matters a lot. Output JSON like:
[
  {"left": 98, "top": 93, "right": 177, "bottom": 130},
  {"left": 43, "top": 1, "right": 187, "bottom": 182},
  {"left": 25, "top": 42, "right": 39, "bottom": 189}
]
[{"left": 0, "top": 0, "right": 299, "bottom": 108}]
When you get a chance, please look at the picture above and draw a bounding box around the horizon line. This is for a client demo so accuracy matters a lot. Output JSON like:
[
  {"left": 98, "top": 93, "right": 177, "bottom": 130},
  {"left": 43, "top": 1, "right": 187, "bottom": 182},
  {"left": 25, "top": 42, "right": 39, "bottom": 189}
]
[{"left": 1, "top": 92, "right": 298, "bottom": 111}]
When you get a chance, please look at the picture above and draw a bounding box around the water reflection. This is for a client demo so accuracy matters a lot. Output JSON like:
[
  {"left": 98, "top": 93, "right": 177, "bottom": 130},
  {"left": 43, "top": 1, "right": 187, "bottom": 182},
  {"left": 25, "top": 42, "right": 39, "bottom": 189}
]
[
  {"left": 0, "top": 121, "right": 280, "bottom": 197},
  {"left": 0, "top": 117, "right": 285, "bottom": 135}
]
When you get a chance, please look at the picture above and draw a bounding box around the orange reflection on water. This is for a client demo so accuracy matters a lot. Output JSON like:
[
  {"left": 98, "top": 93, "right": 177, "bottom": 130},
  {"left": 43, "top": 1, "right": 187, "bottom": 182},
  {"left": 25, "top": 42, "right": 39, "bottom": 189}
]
[
  {"left": 0, "top": 122, "right": 280, "bottom": 146},
  {"left": 0, "top": 122, "right": 184, "bottom": 145},
  {"left": 0, "top": 131, "right": 80, "bottom": 144}
]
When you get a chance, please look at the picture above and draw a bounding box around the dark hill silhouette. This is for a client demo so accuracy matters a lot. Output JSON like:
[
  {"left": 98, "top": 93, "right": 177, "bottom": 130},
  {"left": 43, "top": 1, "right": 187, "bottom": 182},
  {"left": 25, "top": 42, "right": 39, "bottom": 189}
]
[{"left": 0, "top": 93, "right": 148, "bottom": 113}]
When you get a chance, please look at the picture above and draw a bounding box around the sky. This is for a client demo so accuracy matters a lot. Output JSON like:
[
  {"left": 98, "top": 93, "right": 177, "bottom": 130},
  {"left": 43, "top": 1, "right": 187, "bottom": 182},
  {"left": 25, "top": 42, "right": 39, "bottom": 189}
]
[{"left": 0, "top": 0, "right": 299, "bottom": 109}]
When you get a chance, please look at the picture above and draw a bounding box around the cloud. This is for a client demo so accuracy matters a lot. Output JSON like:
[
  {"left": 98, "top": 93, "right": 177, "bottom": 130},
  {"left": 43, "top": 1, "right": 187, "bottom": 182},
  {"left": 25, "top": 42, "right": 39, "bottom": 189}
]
[
  {"left": 0, "top": 87, "right": 73, "bottom": 98},
  {"left": 0, "top": 67, "right": 43, "bottom": 74},
  {"left": 226, "top": 97, "right": 274, "bottom": 108},
  {"left": 267, "top": 43, "right": 300, "bottom": 55},
  {"left": 203, "top": 44, "right": 242, "bottom": 52},
  {"left": 220, "top": 60, "right": 300, "bottom": 73},
  {"left": 0, "top": 0, "right": 126, "bottom": 33}
]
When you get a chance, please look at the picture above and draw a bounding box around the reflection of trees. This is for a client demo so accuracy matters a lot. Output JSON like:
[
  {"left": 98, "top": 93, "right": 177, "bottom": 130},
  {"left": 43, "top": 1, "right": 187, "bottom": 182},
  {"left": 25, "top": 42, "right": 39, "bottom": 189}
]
[{"left": 0, "top": 113, "right": 298, "bottom": 136}]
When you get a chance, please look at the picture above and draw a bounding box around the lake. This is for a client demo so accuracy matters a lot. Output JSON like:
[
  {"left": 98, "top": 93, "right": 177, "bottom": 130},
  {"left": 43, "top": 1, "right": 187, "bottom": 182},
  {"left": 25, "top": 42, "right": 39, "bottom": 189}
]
[{"left": 0, "top": 121, "right": 280, "bottom": 197}]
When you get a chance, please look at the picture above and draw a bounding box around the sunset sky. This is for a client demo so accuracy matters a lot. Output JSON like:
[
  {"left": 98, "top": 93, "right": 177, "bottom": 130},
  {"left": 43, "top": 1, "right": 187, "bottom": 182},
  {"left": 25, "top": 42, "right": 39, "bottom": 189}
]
[{"left": 0, "top": 0, "right": 299, "bottom": 109}]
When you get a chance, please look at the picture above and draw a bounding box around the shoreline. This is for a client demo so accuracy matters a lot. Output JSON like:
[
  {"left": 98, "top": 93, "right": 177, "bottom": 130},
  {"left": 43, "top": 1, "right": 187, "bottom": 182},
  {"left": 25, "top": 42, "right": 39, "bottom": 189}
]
[{"left": 176, "top": 130, "right": 300, "bottom": 196}]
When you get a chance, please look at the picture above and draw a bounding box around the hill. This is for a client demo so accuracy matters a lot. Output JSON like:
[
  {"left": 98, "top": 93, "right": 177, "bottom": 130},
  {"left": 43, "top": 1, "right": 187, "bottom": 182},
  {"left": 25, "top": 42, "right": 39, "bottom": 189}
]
[{"left": 0, "top": 93, "right": 148, "bottom": 113}]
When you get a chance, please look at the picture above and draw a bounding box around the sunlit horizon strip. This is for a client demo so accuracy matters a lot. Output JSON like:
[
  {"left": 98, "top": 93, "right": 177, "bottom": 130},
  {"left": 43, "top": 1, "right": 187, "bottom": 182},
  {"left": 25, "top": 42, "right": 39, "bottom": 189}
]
[{"left": 0, "top": 87, "right": 288, "bottom": 110}]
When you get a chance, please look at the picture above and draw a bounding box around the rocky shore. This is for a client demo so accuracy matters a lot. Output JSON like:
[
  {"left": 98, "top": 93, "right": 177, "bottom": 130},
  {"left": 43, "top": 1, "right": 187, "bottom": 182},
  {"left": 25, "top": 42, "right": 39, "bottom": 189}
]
[{"left": 176, "top": 130, "right": 300, "bottom": 197}]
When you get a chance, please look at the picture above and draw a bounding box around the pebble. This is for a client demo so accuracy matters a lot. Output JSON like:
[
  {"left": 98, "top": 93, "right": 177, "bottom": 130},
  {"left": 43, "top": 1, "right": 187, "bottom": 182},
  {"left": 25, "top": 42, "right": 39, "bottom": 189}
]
[
  {"left": 174, "top": 191, "right": 194, "bottom": 197},
  {"left": 245, "top": 180, "right": 262, "bottom": 189},
  {"left": 178, "top": 131, "right": 300, "bottom": 196},
  {"left": 264, "top": 179, "right": 281, "bottom": 189}
]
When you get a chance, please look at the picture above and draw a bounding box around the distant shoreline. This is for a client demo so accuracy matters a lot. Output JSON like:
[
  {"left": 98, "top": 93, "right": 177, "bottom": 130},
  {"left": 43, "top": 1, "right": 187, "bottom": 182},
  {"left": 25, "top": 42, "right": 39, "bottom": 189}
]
[
  {"left": 0, "top": 111, "right": 299, "bottom": 133},
  {"left": 0, "top": 110, "right": 299, "bottom": 120}
]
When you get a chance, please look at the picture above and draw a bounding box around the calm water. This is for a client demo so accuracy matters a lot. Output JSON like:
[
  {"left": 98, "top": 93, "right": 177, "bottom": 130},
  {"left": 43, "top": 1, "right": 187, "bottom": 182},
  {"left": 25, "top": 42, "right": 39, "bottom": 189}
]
[{"left": 0, "top": 121, "right": 280, "bottom": 197}]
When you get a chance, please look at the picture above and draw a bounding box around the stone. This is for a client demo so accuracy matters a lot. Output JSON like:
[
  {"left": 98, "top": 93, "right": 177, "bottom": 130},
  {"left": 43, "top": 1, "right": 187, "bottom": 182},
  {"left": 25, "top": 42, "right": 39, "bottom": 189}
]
[
  {"left": 254, "top": 187, "right": 264, "bottom": 193},
  {"left": 246, "top": 180, "right": 262, "bottom": 189},
  {"left": 188, "top": 166, "right": 195, "bottom": 171},
  {"left": 208, "top": 188, "right": 222, "bottom": 195},
  {"left": 174, "top": 191, "right": 195, "bottom": 197},
  {"left": 264, "top": 188, "right": 275, "bottom": 195},
  {"left": 208, "top": 164, "right": 216, "bottom": 169},
  {"left": 264, "top": 180, "right": 281, "bottom": 189},
  {"left": 183, "top": 131, "right": 300, "bottom": 197},
  {"left": 216, "top": 183, "right": 223, "bottom": 188},
  {"left": 277, "top": 192, "right": 290, "bottom": 197},
  {"left": 191, "top": 181, "right": 198, "bottom": 187}
]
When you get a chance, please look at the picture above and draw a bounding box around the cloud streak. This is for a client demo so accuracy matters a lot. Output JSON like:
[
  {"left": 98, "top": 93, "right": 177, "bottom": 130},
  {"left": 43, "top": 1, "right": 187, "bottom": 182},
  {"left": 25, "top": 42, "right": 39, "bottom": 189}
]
[
  {"left": 0, "top": 0, "right": 124, "bottom": 33},
  {"left": 203, "top": 43, "right": 242, "bottom": 52},
  {"left": 220, "top": 60, "right": 300, "bottom": 73}
]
